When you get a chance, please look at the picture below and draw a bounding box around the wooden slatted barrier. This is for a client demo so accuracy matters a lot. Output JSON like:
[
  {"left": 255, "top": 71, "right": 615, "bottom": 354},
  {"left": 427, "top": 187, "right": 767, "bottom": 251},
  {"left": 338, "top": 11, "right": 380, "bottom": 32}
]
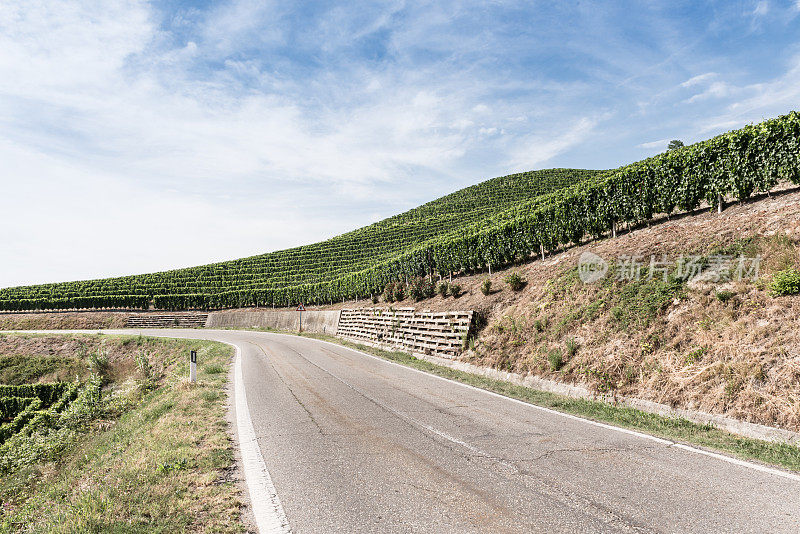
[{"left": 337, "top": 307, "right": 473, "bottom": 359}]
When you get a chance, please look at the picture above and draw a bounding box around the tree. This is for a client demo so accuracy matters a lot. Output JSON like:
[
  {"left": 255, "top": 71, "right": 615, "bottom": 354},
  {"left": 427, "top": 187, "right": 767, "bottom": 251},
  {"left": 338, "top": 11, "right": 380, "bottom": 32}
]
[{"left": 667, "top": 139, "right": 684, "bottom": 151}]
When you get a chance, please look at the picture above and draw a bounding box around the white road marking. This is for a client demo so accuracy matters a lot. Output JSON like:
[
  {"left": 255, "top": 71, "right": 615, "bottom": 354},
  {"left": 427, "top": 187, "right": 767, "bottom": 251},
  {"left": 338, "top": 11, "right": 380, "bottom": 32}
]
[
  {"left": 270, "top": 332, "right": 800, "bottom": 484},
  {"left": 233, "top": 344, "right": 292, "bottom": 533}
]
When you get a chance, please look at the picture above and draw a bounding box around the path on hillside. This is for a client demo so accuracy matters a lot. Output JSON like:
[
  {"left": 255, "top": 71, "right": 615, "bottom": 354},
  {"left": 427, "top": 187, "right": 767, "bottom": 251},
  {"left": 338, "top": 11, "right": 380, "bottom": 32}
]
[{"left": 27, "top": 329, "right": 800, "bottom": 532}]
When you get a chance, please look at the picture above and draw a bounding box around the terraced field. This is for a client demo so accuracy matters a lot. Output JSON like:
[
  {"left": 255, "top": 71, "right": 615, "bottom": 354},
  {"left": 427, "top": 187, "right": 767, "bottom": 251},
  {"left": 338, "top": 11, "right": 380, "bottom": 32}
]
[
  {"left": 0, "top": 169, "right": 602, "bottom": 309},
  {"left": 1, "top": 111, "right": 799, "bottom": 311}
]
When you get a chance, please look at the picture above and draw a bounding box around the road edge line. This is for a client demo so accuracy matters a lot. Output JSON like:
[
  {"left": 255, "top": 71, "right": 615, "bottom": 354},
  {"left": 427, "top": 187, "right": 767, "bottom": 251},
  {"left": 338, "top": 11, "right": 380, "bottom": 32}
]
[
  {"left": 268, "top": 332, "right": 800, "bottom": 484},
  {"left": 232, "top": 343, "right": 292, "bottom": 534}
]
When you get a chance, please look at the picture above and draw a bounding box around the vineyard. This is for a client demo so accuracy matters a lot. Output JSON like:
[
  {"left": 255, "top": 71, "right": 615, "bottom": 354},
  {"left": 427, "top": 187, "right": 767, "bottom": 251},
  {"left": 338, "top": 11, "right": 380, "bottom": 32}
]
[
  {"left": 2, "top": 111, "right": 799, "bottom": 311},
  {"left": 0, "top": 379, "right": 100, "bottom": 474}
]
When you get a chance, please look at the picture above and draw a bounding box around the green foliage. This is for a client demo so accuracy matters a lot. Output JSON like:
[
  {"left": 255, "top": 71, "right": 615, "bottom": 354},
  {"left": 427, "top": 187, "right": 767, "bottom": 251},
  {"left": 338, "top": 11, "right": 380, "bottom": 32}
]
[
  {"left": 382, "top": 282, "right": 396, "bottom": 303},
  {"left": 408, "top": 277, "right": 435, "bottom": 301},
  {"left": 0, "top": 377, "right": 99, "bottom": 474},
  {"left": 770, "top": 268, "right": 800, "bottom": 296},
  {"left": 611, "top": 273, "right": 686, "bottom": 328},
  {"left": 392, "top": 284, "right": 405, "bottom": 302},
  {"left": 504, "top": 272, "right": 526, "bottom": 291},
  {"left": 480, "top": 278, "right": 492, "bottom": 296},
  {"left": 437, "top": 281, "right": 449, "bottom": 297},
  {"left": 448, "top": 283, "right": 462, "bottom": 298},
  {"left": 204, "top": 364, "right": 225, "bottom": 375},
  {"left": 0, "top": 384, "right": 70, "bottom": 408},
  {"left": 2, "top": 111, "right": 800, "bottom": 311},
  {"left": 685, "top": 347, "right": 707, "bottom": 365},
  {"left": 667, "top": 139, "right": 684, "bottom": 150},
  {"left": 88, "top": 349, "right": 109, "bottom": 375},
  {"left": 548, "top": 349, "right": 564, "bottom": 371},
  {"left": 0, "top": 397, "right": 35, "bottom": 421},
  {"left": 715, "top": 290, "right": 735, "bottom": 303},
  {"left": 0, "top": 355, "right": 84, "bottom": 385},
  {"left": 565, "top": 338, "right": 579, "bottom": 358}
]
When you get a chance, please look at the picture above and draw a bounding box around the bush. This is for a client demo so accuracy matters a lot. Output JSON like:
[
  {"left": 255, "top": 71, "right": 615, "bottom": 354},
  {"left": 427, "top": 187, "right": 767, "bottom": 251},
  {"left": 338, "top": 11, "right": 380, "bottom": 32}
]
[
  {"left": 548, "top": 349, "right": 564, "bottom": 371},
  {"left": 409, "top": 277, "right": 436, "bottom": 301},
  {"left": 392, "top": 284, "right": 405, "bottom": 302},
  {"left": 383, "top": 283, "right": 396, "bottom": 303},
  {"left": 715, "top": 290, "right": 735, "bottom": 303},
  {"left": 770, "top": 268, "right": 800, "bottom": 296},
  {"left": 449, "top": 284, "right": 462, "bottom": 298},
  {"left": 504, "top": 273, "right": 526, "bottom": 292},
  {"left": 565, "top": 338, "right": 579, "bottom": 358},
  {"left": 371, "top": 294, "right": 379, "bottom": 304},
  {"left": 480, "top": 279, "right": 492, "bottom": 296},
  {"left": 533, "top": 317, "right": 548, "bottom": 333},
  {"left": 437, "top": 281, "right": 449, "bottom": 297}
]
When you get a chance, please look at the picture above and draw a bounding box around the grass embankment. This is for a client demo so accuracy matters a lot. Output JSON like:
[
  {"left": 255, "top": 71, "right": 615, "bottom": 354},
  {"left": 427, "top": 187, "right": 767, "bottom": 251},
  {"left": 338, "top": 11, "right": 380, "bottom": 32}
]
[
  {"left": 0, "top": 334, "right": 243, "bottom": 533},
  {"left": 269, "top": 330, "right": 800, "bottom": 473}
]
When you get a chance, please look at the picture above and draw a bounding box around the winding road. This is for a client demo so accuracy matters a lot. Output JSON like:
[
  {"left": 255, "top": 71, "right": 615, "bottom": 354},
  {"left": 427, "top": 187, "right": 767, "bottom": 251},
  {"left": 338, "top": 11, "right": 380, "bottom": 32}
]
[{"left": 36, "top": 329, "right": 800, "bottom": 532}]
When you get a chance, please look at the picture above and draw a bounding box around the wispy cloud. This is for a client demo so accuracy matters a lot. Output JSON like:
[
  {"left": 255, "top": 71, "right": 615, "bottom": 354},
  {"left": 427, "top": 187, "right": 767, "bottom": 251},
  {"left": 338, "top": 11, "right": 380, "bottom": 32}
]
[
  {"left": 637, "top": 139, "right": 671, "bottom": 150},
  {"left": 1, "top": 1, "right": 799, "bottom": 286},
  {"left": 681, "top": 72, "right": 717, "bottom": 88}
]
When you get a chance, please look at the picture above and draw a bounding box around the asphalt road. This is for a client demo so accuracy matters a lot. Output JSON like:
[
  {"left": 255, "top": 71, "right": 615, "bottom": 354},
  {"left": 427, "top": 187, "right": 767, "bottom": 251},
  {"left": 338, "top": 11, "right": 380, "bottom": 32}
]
[{"left": 47, "top": 330, "right": 800, "bottom": 532}]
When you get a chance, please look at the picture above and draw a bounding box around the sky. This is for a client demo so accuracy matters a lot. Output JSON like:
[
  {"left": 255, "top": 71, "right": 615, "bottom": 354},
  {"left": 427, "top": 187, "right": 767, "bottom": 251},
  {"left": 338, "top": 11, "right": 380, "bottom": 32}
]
[{"left": 2, "top": 0, "right": 800, "bottom": 288}]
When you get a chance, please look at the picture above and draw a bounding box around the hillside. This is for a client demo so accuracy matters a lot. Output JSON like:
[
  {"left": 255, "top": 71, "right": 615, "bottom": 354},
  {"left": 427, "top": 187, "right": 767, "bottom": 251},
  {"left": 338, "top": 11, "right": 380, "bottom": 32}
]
[
  {"left": 328, "top": 186, "right": 800, "bottom": 431},
  {"left": 1, "top": 110, "right": 799, "bottom": 312},
  {"left": 0, "top": 168, "right": 601, "bottom": 310}
]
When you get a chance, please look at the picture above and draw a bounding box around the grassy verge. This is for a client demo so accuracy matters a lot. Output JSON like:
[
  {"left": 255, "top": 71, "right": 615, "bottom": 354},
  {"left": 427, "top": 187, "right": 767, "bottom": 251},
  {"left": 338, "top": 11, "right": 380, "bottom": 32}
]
[
  {"left": 281, "top": 330, "right": 800, "bottom": 473},
  {"left": 0, "top": 335, "right": 243, "bottom": 533}
]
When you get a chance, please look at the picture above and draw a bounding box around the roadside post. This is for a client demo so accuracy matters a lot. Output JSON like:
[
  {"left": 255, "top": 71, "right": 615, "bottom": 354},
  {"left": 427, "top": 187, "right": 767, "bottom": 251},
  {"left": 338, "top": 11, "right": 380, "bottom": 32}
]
[
  {"left": 297, "top": 303, "right": 306, "bottom": 332},
  {"left": 189, "top": 350, "right": 197, "bottom": 383}
]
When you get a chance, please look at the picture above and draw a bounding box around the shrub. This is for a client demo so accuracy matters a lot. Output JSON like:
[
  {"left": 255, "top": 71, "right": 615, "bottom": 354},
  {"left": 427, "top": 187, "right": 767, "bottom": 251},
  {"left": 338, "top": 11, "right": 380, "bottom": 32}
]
[
  {"left": 504, "top": 273, "right": 526, "bottom": 292},
  {"left": 480, "top": 279, "right": 492, "bottom": 296},
  {"left": 409, "top": 277, "right": 436, "bottom": 301},
  {"left": 371, "top": 294, "right": 379, "bottom": 304},
  {"left": 685, "top": 347, "right": 707, "bottom": 365},
  {"left": 422, "top": 279, "right": 436, "bottom": 299},
  {"left": 770, "top": 268, "right": 800, "bottom": 296},
  {"left": 565, "top": 338, "right": 579, "bottom": 358},
  {"left": 437, "top": 281, "right": 449, "bottom": 297},
  {"left": 449, "top": 284, "right": 462, "bottom": 298},
  {"left": 392, "top": 284, "right": 405, "bottom": 302},
  {"left": 383, "top": 283, "right": 396, "bottom": 303},
  {"left": 548, "top": 349, "right": 564, "bottom": 371},
  {"left": 533, "top": 317, "right": 548, "bottom": 333},
  {"left": 88, "top": 349, "right": 109, "bottom": 375},
  {"left": 715, "top": 290, "right": 735, "bottom": 303}
]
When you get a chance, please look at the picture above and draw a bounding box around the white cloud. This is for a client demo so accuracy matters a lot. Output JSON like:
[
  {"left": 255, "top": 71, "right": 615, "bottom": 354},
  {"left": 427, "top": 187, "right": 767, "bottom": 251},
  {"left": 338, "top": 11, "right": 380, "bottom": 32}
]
[
  {"left": 505, "top": 117, "right": 599, "bottom": 171},
  {"left": 637, "top": 139, "right": 672, "bottom": 150},
  {"left": 753, "top": 1, "right": 770, "bottom": 17},
  {"left": 2, "top": 0, "right": 608, "bottom": 287},
  {"left": 686, "top": 81, "right": 733, "bottom": 103},
  {"left": 681, "top": 72, "right": 717, "bottom": 88}
]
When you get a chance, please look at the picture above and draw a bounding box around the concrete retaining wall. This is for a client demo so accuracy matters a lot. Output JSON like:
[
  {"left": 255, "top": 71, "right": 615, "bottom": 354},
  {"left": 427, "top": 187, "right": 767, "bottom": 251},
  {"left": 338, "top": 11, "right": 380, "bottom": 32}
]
[
  {"left": 419, "top": 353, "right": 800, "bottom": 445},
  {"left": 206, "top": 310, "right": 341, "bottom": 335}
]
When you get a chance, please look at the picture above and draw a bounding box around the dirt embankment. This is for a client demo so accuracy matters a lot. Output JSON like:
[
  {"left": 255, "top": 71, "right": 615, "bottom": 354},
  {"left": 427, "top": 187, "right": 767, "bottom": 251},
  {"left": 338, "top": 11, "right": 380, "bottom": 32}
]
[
  {"left": 293, "top": 187, "right": 800, "bottom": 431},
  {"left": 0, "top": 312, "right": 128, "bottom": 331}
]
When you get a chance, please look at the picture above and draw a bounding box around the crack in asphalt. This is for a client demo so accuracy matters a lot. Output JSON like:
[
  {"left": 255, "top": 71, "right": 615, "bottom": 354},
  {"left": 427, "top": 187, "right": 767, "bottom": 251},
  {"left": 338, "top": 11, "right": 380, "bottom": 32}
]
[{"left": 259, "top": 337, "right": 658, "bottom": 533}]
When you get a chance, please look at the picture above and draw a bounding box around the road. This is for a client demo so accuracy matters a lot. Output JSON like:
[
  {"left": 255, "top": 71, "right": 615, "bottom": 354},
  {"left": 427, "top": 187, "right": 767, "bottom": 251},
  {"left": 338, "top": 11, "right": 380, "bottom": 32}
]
[{"left": 43, "top": 330, "right": 800, "bottom": 532}]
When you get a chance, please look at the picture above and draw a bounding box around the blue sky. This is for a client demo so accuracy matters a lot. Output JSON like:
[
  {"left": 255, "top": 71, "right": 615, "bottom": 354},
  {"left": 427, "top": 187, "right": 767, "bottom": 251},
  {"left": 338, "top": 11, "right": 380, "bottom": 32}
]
[{"left": 2, "top": 0, "right": 800, "bottom": 287}]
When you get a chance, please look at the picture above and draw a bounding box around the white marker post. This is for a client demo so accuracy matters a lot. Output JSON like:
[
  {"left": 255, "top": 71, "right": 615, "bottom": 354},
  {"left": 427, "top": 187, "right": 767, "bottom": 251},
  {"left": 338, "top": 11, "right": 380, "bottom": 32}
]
[
  {"left": 189, "top": 350, "right": 197, "bottom": 383},
  {"left": 296, "top": 303, "right": 305, "bottom": 332}
]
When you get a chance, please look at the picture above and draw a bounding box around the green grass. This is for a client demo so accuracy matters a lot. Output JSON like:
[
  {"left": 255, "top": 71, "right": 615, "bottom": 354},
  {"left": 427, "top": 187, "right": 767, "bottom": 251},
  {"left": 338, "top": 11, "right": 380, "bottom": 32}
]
[
  {"left": 294, "top": 332, "right": 800, "bottom": 473},
  {"left": 0, "top": 355, "right": 86, "bottom": 385},
  {"left": 0, "top": 336, "right": 243, "bottom": 533}
]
